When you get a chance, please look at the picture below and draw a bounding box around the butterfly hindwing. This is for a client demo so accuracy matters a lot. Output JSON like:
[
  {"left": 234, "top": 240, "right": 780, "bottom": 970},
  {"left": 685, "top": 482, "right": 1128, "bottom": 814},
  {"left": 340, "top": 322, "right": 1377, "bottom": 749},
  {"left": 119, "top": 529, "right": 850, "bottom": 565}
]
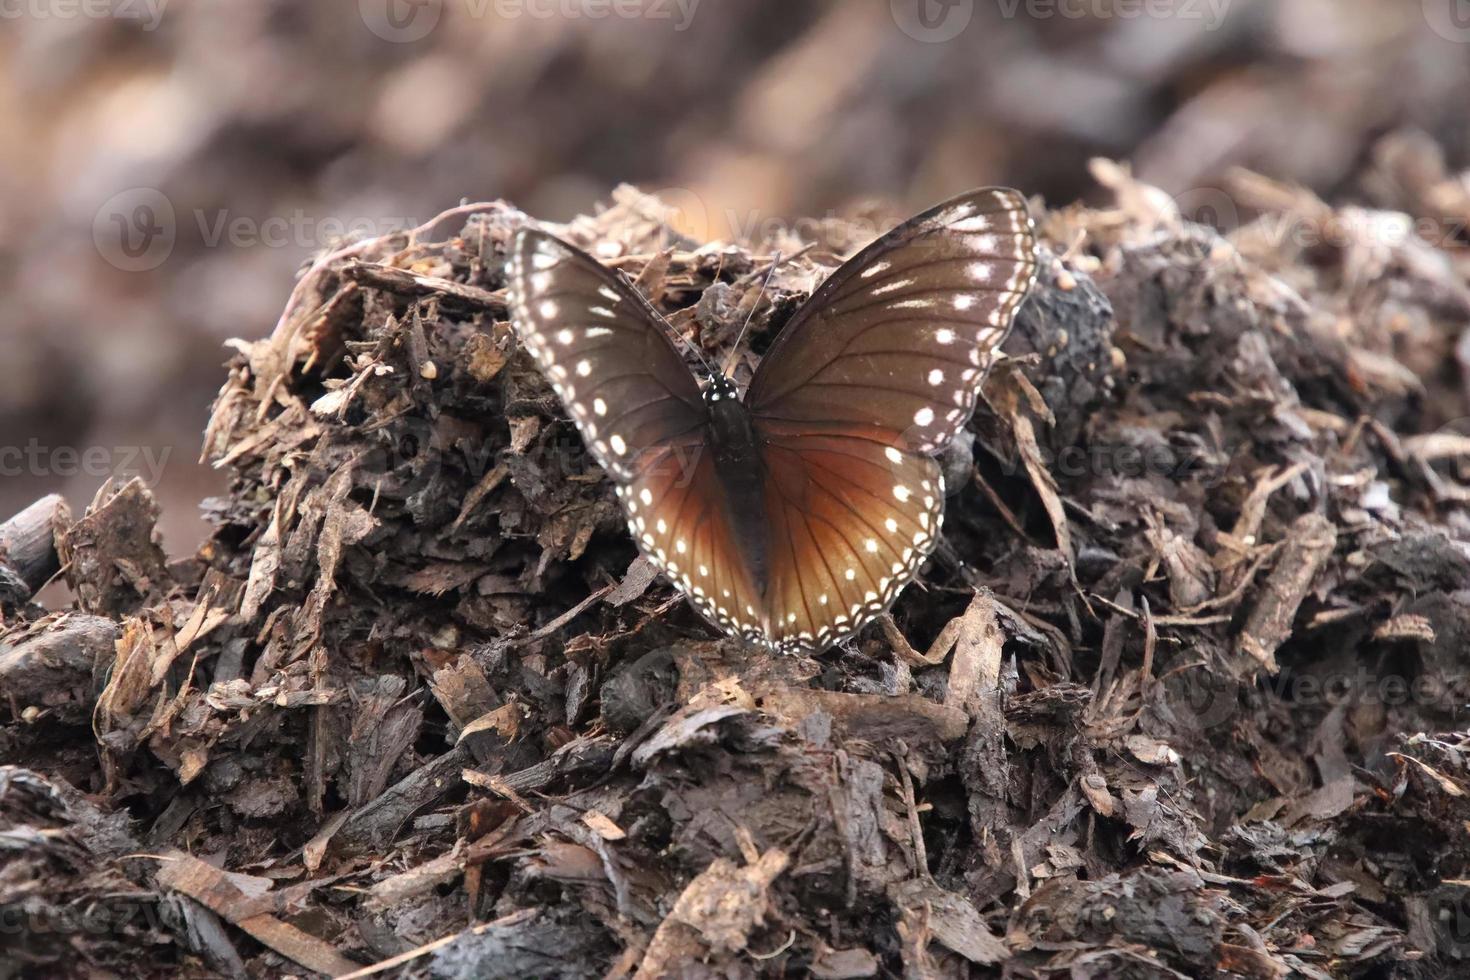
[
  {"left": 759, "top": 420, "right": 943, "bottom": 651},
  {"left": 746, "top": 187, "right": 1038, "bottom": 453},
  {"left": 618, "top": 440, "right": 767, "bottom": 643}
]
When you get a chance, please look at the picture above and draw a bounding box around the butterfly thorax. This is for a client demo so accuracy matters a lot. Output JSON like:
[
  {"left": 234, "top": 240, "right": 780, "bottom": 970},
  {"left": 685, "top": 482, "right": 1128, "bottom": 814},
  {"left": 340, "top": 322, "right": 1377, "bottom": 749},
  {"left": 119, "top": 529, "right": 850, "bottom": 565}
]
[{"left": 704, "top": 376, "right": 771, "bottom": 596}]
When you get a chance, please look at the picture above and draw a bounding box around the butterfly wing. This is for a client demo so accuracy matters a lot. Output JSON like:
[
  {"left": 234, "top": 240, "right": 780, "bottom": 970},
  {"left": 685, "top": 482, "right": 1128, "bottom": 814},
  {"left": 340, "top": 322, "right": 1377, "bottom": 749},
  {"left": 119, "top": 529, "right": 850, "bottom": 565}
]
[
  {"left": 746, "top": 188, "right": 1038, "bottom": 651},
  {"left": 746, "top": 188, "right": 1038, "bottom": 452},
  {"left": 759, "top": 420, "right": 943, "bottom": 651},
  {"left": 507, "top": 229, "right": 764, "bottom": 636},
  {"left": 509, "top": 188, "right": 1039, "bottom": 654},
  {"left": 618, "top": 437, "right": 767, "bottom": 643},
  {"left": 507, "top": 229, "right": 706, "bottom": 483}
]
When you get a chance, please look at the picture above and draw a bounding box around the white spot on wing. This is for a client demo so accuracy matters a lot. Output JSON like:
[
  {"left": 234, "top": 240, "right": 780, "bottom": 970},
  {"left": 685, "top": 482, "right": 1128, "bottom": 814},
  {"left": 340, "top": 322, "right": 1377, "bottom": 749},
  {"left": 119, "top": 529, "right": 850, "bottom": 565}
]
[
  {"left": 870, "top": 278, "right": 912, "bottom": 296},
  {"left": 951, "top": 215, "right": 991, "bottom": 232}
]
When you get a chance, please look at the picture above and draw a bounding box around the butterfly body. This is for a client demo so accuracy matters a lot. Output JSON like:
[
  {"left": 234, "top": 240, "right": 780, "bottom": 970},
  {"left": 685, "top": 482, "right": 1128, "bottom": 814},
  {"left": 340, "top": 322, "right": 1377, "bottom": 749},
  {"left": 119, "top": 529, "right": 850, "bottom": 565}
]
[
  {"left": 507, "top": 188, "right": 1039, "bottom": 653},
  {"left": 702, "top": 376, "right": 772, "bottom": 597}
]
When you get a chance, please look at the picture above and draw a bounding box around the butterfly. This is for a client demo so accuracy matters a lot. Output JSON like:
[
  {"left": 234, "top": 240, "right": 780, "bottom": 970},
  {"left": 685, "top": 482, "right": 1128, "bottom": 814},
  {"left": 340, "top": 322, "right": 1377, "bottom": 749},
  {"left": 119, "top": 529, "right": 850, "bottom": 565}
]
[{"left": 506, "top": 188, "right": 1039, "bottom": 653}]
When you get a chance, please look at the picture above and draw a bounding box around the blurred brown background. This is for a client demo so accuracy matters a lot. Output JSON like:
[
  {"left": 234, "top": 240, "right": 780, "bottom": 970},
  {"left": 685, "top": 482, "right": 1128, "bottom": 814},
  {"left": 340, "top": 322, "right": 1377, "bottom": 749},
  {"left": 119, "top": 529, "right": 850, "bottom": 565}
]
[{"left": 3, "top": 0, "right": 1468, "bottom": 552}]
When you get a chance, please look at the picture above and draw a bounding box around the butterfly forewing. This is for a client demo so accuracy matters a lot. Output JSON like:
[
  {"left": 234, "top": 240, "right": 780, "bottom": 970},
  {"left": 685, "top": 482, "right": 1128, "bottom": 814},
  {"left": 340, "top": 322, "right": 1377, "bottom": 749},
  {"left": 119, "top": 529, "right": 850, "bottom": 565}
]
[
  {"left": 746, "top": 188, "right": 1038, "bottom": 454},
  {"left": 508, "top": 229, "right": 761, "bottom": 639},
  {"left": 507, "top": 230, "right": 706, "bottom": 482}
]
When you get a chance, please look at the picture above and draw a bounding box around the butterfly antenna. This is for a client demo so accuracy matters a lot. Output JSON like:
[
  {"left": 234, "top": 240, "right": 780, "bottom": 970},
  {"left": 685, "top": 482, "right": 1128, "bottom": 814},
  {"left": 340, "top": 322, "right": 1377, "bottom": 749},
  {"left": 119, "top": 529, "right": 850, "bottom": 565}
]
[
  {"left": 722, "top": 252, "right": 782, "bottom": 380},
  {"left": 619, "top": 267, "right": 716, "bottom": 376}
]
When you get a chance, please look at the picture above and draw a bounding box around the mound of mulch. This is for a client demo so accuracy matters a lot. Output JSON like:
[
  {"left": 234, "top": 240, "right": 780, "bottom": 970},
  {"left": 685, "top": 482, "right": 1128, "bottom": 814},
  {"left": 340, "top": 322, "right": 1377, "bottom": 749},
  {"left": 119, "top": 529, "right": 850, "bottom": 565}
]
[{"left": 5, "top": 147, "right": 1470, "bottom": 977}]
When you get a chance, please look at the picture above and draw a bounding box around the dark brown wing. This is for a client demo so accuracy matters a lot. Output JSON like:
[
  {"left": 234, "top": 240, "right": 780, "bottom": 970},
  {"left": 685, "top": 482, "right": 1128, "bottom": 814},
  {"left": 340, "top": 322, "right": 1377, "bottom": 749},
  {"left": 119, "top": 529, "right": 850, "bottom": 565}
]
[
  {"left": 743, "top": 188, "right": 1038, "bottom": 650},
  {"left": 507, "top": 229, "right": 706, "bottom": 482},
  {"left": 758, "top": 420, "right": 942, "bottom": 652},
  {"left": 746, "top": 187, "right": 1038, "bottom": 453},
  {"left": 617, "top": 437, "right": 766, "bottom": 643},
  {"left": 508, "top": 228, "right": 763, "bottom": 640}
]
